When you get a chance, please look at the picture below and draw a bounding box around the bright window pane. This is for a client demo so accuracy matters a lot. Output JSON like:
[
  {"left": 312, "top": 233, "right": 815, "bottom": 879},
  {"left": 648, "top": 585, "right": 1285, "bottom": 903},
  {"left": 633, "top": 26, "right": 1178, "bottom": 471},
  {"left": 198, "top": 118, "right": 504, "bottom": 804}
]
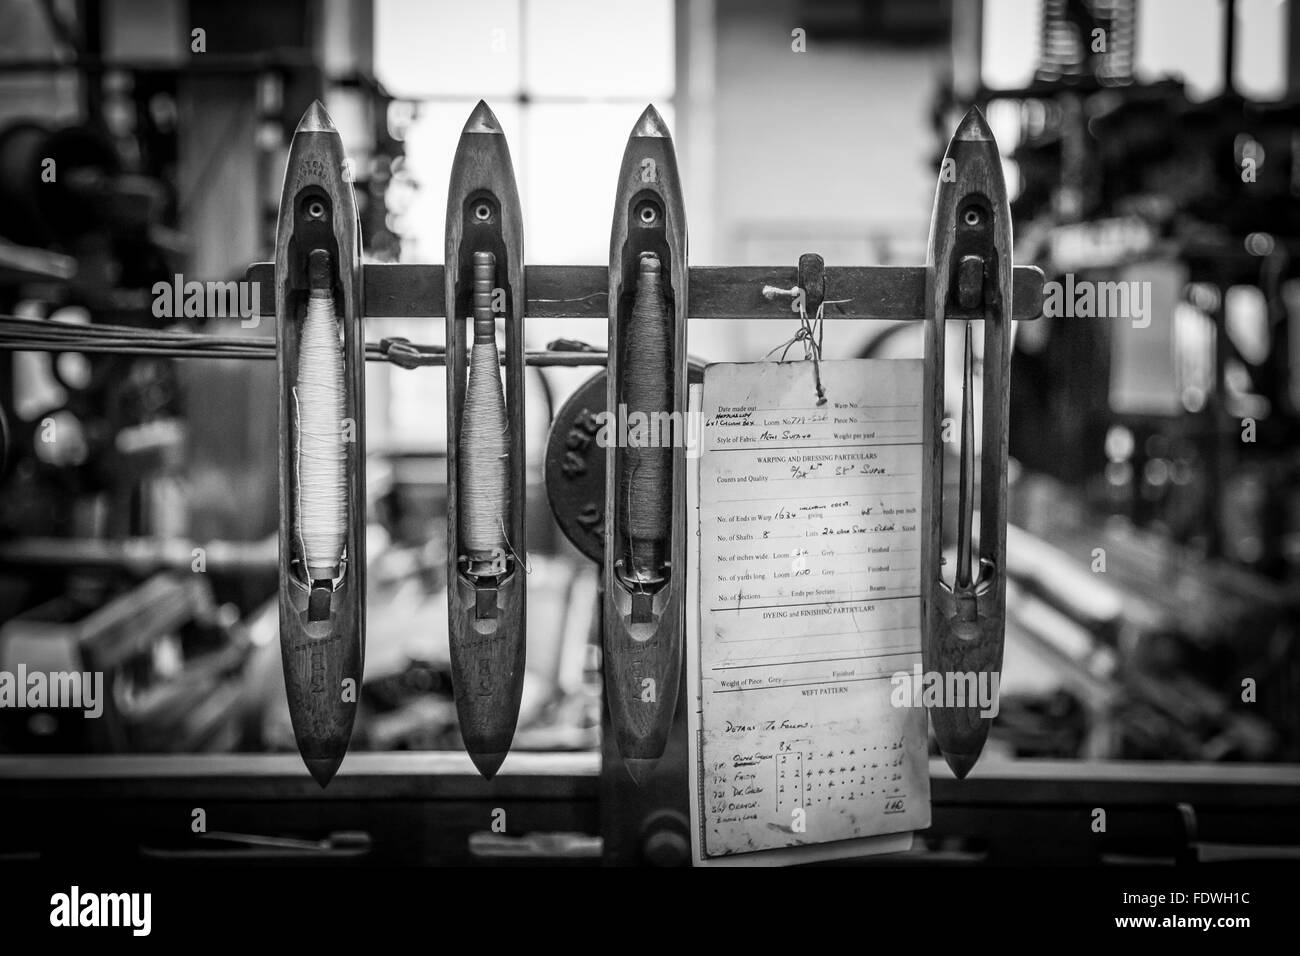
[
  {"left": 1136, "top": 0, "right": 1221, "bottom": 100},
  {"left": 1235, "top": 0, "right": 1287, "bottom": 101},
  {"left": 982, "top": 0, "right": 1039, "bottom": 90},
  {"left": 375, "top": 0, "right": 521, "bottom": 98},
  {"left": 523, "top": 0, "right": 674, "bottom": 98}
]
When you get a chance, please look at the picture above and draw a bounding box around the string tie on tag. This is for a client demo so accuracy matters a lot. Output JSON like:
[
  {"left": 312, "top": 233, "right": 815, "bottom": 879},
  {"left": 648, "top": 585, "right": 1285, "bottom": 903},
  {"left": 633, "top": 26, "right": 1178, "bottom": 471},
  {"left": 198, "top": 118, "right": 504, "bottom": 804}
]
[{"left": 761, "top": 284, "right": 827, "bottom": 406}]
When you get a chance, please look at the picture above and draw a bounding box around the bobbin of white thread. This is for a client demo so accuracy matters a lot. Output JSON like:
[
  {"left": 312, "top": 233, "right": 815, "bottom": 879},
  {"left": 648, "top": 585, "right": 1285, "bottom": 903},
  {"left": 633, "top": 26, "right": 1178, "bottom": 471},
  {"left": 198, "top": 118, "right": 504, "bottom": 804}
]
[
  {"left": 295, "top": 248, "right": 348, "bottom": 583},
  {"left": 458, "top": 249, "right": 511, "bottom": 577}
]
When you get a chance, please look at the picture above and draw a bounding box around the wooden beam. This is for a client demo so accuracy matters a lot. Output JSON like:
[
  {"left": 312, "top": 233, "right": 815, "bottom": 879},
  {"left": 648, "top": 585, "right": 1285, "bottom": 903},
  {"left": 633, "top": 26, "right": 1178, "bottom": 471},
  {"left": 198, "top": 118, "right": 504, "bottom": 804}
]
[
  {"left": 246, "top": 262, "right": 1046, "bottom": 321},
  {"left": 4, "top": 753, "right": 1297, "bottom": 807},
  {"left": 0, "top": 752, "right": 600, "bottom": 801}
]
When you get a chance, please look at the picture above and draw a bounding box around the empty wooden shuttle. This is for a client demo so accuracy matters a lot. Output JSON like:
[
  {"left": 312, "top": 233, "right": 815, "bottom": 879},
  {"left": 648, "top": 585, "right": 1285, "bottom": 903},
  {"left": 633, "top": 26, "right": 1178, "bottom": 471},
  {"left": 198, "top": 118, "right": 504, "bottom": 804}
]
[{"left": 921, "top": 106, "right": 1012, "bottom": 779}]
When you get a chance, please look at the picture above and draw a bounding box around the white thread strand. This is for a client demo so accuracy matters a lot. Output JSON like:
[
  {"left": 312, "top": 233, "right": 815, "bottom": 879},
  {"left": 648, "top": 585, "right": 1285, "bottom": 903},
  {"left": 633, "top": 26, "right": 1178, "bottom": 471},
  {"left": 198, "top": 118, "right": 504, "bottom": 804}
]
[{"left": 295, "top": 294, "right": 347, "bottom": 578}]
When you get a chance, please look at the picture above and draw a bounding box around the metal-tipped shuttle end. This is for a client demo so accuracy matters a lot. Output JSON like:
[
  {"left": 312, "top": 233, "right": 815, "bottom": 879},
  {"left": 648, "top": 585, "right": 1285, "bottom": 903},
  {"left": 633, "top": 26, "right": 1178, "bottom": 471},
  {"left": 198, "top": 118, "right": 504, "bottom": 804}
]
[
  {"left": 469, "top": 751, "right": 507, "bottom": 781},
  {"left": 463, "top": 99, "right": 502, "bottom": 135},
  {"left": 942, "top": 749, "right": 980, "bottom": 780},
  {"left": 953, "top": 105, "right": 994, "bottom": 143},
  {"left": 623, "top": 757, "right": 659, "bottom": 787},
  {"left": 303, "top": 753, "right": 345, "bottom": 788},
  {"left": 296, "top": 99, "right": 336, "bottom": 134},
  {"left": 631, "top": 104, "right": 670, "bottom": 139}
]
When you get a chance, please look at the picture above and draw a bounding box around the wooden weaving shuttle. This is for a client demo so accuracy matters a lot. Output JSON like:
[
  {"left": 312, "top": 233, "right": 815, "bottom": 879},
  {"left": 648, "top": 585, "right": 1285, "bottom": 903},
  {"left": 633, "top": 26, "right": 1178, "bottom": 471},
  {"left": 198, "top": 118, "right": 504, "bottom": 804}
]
[
  {"left": 274, "top": 100, "right": 366, "bottom": 787},
  {"left": 604, "top": 105, "right": 688, "bottom": 784},
  {"left": 921, "top": 106, "right": 1011, "bottom": 779},
  {"left": 445, "top": 101, "right": 527, "bottom": 780}
]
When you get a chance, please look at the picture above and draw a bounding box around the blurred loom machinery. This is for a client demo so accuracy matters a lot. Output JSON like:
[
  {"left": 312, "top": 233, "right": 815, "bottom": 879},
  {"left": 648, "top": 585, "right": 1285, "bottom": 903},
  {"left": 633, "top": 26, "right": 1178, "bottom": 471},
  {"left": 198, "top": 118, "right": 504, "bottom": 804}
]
[
  {"left": 0, "top": 0, "right": 1295, "bottom": 776},
  {"left": 937, "top": 0, "right": 1300, "bottom": 763},
  {"left": 0, "top": 0, "right": 416, "bottom": 755}
]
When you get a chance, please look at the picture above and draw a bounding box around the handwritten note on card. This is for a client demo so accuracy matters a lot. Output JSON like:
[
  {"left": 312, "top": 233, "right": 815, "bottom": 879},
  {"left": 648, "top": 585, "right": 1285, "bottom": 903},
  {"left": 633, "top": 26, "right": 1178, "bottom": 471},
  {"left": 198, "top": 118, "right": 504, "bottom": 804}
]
[{"left": 687, "top": 360, "right": 931, "bottom": 864}]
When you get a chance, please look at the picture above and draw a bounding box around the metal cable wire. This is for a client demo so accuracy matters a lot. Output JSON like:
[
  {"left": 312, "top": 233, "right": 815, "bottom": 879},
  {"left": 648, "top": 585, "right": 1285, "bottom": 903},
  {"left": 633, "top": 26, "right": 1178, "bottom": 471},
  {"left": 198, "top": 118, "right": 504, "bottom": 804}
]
[{"left": 0, "top": 315, "right": 607, "bottom": 367}]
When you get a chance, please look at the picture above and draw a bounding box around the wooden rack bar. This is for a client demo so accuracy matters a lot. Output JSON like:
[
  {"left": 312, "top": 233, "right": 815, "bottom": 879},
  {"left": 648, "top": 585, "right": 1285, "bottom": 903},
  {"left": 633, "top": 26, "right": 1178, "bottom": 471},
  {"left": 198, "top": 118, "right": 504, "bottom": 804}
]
[
  {"left": 3, "top": 755, "right": 1297, "bottom": 866},
  {"left": 246, "top": 262, "right": 1045, "bottom": 322}
]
